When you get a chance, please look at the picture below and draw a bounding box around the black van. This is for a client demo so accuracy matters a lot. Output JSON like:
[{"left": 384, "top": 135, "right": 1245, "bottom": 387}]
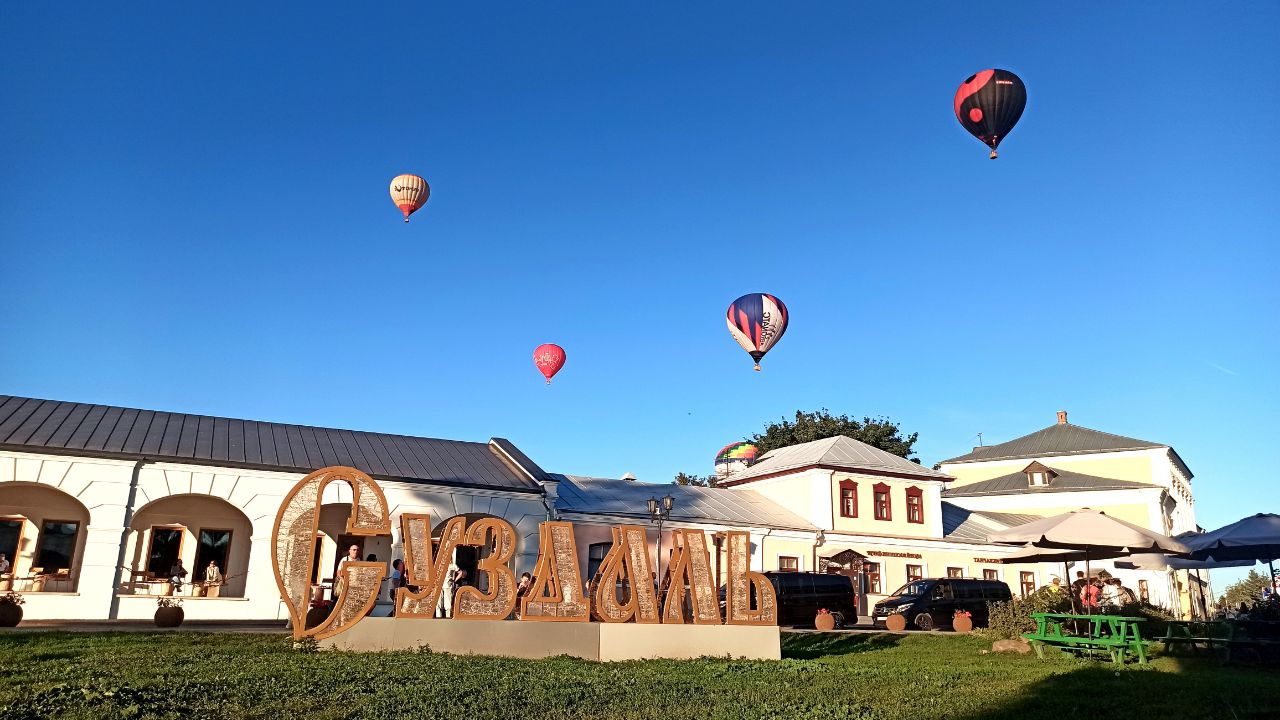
[
  {"left": 764, "top": 572, "right": 858, "bottom": 628},
  {"left": 872, "top": 578, "right": 1012, "bottom": 630}
]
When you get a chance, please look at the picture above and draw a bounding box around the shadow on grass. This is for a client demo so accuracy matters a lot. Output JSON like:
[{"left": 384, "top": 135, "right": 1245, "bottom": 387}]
[
  {"left": 952, "top": 655, "right": 1280, "bottom": 720},
  {"left": 781, "top": 631, "right": 903, "bottom": 659}
]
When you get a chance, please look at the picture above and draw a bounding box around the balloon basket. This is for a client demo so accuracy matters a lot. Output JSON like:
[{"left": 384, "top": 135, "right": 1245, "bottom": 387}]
[
  {"left": 989, "top": 150, "right": 998, "bottom": 160},
  {"left": 753, "top": 364, "right": 761, "bottom": 372}
]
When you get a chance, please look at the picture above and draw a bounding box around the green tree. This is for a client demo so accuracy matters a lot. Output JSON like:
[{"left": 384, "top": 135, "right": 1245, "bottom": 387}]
[
  {"left": 750, "top": 409, "right": 920, "bottom": 461},
  {"left": 1219, "top": 569, "right": 1271, "bottom": 609},
  {"left": 673, "top": 472, "right": 717, "bottom": 487}
]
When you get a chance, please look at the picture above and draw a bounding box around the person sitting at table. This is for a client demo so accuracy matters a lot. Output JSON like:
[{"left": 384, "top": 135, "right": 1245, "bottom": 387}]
[
  {"left": 204, "top": 560, "right": 224, "bottom": 585},
  {"left": 1080, "top": 577, "right": 1101, "bottom": 612},
  {"left": 168, "top": 559, "right": 189, "bottom": 594},
  {"left": 0, "top": 552, "right": 9, "bottom": 576},
  {"left": 1112, "top": 578, "right": 1137, "bottom": 605},
  {"left": 1100, "top": 578, "right": 1122, "bottom": 610}
]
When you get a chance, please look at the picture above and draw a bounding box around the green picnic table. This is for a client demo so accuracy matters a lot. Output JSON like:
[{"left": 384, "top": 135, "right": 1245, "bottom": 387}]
[{"left": 1025, "top": 612, "right": 1149, "bottom": 665}]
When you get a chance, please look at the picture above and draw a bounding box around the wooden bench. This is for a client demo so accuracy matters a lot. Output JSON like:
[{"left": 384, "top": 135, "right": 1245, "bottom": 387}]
[{"left": 1025, "top": 613, "right": 1149, "bottom": 666}]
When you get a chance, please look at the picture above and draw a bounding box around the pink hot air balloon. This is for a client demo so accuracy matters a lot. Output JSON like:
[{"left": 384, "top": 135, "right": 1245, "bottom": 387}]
[{"left": 533, "top": 344, "right": 566, "bottom": 385}]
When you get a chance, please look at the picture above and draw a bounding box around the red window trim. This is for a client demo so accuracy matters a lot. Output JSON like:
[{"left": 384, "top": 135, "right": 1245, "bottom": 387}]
[
  {"left": 905, "top": 486, "right": 924, "bottom": 525},
  {"left": 872, "top": 482, "right": 891, "bottom": 521},
  {"left": 838, "top": 479, "right": 858, "bottom": 518}
]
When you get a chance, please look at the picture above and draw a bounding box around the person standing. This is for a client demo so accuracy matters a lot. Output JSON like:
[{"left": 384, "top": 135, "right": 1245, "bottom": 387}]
[
  {"left": 0, "top": 553, "right": 10, "bottom": 576},
  {"left": 1080, "top": 577, "right": 1100, "bottom": 612},
  {"left": 388, "top": 559, "right": 406, "bottom": 615},
  {"left": 514, "top": 572, "right": 533, "bottom": 619},
  {"left": 438, "top": 559, "right": 460, "bottom": 618}
]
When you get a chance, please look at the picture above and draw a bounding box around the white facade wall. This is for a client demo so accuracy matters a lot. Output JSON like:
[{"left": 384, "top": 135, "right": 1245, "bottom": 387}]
[{"left": 0, "top": 450, "right": 549, "bottom": 621}]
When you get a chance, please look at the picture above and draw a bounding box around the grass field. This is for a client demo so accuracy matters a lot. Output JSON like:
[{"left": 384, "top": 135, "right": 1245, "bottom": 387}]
[{"left": 0, "top": 630, "right": 1276, "bottom": 719}]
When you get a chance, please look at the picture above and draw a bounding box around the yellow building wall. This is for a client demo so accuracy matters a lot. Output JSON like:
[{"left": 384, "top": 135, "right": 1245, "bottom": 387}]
[
  {"left": 943, "top": 452, "right": 1154, "bottom": 489},
  {"left": 828, "top": 472, "right": 939, "bottom": 539},
  {"left": 745, "top": 473, "right": 819, "bottom": 527},
  {"left": 761, "top": 537, "right": 819, "bottom": 573}
]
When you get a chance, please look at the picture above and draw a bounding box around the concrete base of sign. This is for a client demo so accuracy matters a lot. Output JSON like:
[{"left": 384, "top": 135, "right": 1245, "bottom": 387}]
[{"left": 317, "top": 618, "right": 781, "bottom": 661}]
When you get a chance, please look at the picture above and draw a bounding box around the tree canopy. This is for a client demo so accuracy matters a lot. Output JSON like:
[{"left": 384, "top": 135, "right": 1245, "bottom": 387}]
[
  {"left": 673, "top": 472, "right": 717, "bottom": 487},
  {"left": 750, "top": 409, "right": 920, "bottom": 461},
  {"left": 1219, "top": 569, "right": 1272, "bottom": 609}
]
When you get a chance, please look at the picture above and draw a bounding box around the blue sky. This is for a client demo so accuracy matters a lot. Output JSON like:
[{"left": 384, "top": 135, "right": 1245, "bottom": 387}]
[{"left": 2, "top": 4, "right": 1277, "bottom": 585}]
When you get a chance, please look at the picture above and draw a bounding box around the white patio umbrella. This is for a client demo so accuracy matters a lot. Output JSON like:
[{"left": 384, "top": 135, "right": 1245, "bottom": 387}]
[
  {"left": 1182, "top": 513, "right": 1280, "bottom": 582},
  {"left": 989, "top": 509, "right": 1191, "bottom": 608}
]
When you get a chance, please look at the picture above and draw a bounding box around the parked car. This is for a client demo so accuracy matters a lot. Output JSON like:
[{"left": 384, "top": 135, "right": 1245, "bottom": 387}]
[
  {"left": 872, "top": 578, "right": 1012, "bottom": 631},
  {"left": 761, "top": 571, "right": 858, "bottom": 628}
]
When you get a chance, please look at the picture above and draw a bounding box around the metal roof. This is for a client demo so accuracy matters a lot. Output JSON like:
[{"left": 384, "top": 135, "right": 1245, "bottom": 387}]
[
  {"left": 940, "top": 422, "right": 1165, "bottom": 465},
  {"left": 941, "top": 466, "right": 1152, "bottom": 498},
  {"left": 721, "top": 435, "right": 950, "bottom": 485},
  {"left": 0, "top": 395, "right": 542, "bottom": 493},
  {"left": 941, "top": 503, "right": 1043, "bottom": 544},
  {"left": 552, "top": 475, "right": 818, "bottom": 531}
]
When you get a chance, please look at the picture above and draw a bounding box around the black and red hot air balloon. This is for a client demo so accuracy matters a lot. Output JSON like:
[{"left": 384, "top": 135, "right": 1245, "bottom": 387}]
[
  {"left": 726, "top": 293, "right": 789, "bottom": 371},
  {"left": 954, "top": 69, "right": 1027, "bottom": 159}
]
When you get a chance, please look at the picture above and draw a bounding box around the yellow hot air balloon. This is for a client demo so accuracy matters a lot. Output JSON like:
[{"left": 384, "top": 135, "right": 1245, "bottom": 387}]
[{"left": 389, "top": 173, "right": 430, "bottom": 222}]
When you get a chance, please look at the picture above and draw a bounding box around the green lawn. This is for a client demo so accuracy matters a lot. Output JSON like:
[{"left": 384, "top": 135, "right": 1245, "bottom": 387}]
[{"left": 0, "top": 630, "right": 1275, "bottom": 719}]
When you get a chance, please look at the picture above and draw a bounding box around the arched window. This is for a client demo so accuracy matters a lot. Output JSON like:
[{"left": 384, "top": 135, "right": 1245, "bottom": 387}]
[
  {"left": 905, "top": 486, "right": 924, "bottom": 524},
  {"left": 838, "top": 480, "right": 858, "bottom": 518},
  {"left": 873, "top": 483, "right": 891, "bottom": 521}
]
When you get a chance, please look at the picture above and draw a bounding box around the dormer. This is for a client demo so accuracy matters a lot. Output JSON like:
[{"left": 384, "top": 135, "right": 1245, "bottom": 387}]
[{"left": 1023, "top": 461, "right": 1057, "bottom": 488}]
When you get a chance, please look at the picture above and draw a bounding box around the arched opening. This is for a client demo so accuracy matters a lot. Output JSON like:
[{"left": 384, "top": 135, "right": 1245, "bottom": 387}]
[
  {"left": 123, "top": 495, "right": 253, "bottom": 598},
  {"left": 0, "top": 483, "right": 91, "bottom": 593}
]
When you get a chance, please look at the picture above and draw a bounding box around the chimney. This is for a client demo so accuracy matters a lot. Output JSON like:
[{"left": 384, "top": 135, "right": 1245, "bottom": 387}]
[{"left": 1056, "top": 410, "right": 1068, "bottom": 425}]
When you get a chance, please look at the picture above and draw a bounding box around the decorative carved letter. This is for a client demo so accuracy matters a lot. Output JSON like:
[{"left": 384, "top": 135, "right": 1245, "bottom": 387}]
[
  {"left": 520, "top": 521, "right": 590, "bottom": 621},
  {"left": 454, "top": 517, "right": 518, "bottom": 619},
  {"left": 396, "top": 514, "right": 467, "bottom": 618},
  {"left": 271, "top": 466, "right": 391, "bottom": 640},
  {"left": 659, "top": 529, "right": 721, "bottom": 625},
  {"left": 723, "top": 531, "right": 777, "bottom": 625},
  {"left": 592, "top": 525, "right": 659, "bottom": 623}
]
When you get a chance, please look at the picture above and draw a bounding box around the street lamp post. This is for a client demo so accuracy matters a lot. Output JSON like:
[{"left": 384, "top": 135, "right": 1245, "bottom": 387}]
[{"left": 647, "top": 494, "right": 675, "bottom": 588}]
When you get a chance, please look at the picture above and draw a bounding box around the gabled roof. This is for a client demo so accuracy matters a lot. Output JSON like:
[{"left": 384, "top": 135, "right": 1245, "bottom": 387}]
[
  {"left": 719, "top": 435, "right": 950, "bottom": 486},
  {"left": 941, "top": 503, "right": 1044, "bottom": 543},
  {"left": 0, "top": 394, "right": 542, "bottom": 493},
  {"left": 941, "top": 466, "right": 1153, "bottom": 498},
  {"left": 552, "top": 474, "right": 818, "bottom": 532},
  {"left": 940, "top": 422, "right": 1167, "bottom": 465}
]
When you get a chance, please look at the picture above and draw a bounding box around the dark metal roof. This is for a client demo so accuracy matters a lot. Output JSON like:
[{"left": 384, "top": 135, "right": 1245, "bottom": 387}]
[
  {"left": 0, "top": 395, "right": 542, "bottom": 494},
  {"left": 941, "top": 503, "right": 1043, "bottom": 543},
  {"left": 940, "top": 422, "right": 1166, "bottom": 465},
  {"left": 941, "top": 466, "right": 1153, "bottom": 498}
]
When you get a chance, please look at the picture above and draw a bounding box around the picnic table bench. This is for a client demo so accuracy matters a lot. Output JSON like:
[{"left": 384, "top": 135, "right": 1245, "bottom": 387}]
[
  {"left": 1025, "top": 612, "right": 1149, "bottom": 665},
  {"left": 1158, "top": 619, "right": 1233, "bottom": 656}
]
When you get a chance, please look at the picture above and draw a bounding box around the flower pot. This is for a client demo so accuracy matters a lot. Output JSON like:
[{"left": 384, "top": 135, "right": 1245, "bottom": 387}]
[
  {"left": 206, "top": 584, "right": 221, "bottom": 599},
  {"left": 885, "top": 614, "right": 907, "bottom": 632},
  {"left": 953, "top": 615, "right": 973, "bottom": 634},
  {"left": 0, "top": 603, "right": 22, "bottom": 628},
  {"left": 31, "top": 577, "right": 46, "bottom": 593},
  {"left": 814, "top": 613, "right": 836, "bottom": 631},
  {"left": 154, "top": 606, "right": 184, "bottom": 628}
]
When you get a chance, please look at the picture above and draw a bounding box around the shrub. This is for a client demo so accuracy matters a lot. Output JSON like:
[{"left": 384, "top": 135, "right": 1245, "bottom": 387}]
[{"left": 980, "top": 587, "right": 1072, "bottom": 641}]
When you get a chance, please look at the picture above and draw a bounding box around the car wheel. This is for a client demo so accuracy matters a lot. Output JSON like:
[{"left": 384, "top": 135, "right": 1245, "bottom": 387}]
[{"left": 914, "top": 613, "right": 935, "bottom": 631}]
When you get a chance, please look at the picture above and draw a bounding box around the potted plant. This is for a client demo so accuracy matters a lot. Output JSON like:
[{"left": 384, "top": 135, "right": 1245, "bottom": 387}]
[
  {"left": 0, "top": 591, "right": 24, "bottom": 628},
  {"left": 884, "top": 613, "right": 907, "bottom": 632},
  {"left": 306, "top": 598, "right": 333, "bottom": 628},
  {"left": 814, "top": 607, "right": 836, "bottom": 631},
  {"left": 953, "top": 609, "right": 973, "bottom": 634},
  {"left": 154, "top": 597, "right": 184, "bottom": 628}
]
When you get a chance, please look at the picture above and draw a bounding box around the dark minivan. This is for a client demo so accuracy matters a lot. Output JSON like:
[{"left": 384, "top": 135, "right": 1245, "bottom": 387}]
[
  {"left": 764, "top": 571, "right": 858, "bottom": 628},
  {"left": 872, "top": 578, "right": 1012, "bottom": 630}
]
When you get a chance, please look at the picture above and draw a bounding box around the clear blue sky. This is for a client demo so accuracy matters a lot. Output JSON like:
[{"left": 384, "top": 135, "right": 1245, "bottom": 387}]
[{"left": 3, "top": 4, "right": 1277, "bottom": 585}]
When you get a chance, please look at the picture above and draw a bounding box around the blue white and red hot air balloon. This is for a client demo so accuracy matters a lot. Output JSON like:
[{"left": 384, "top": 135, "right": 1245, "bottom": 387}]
[{"left": 725, "top": 293, "right": 789, "bottom": 371}]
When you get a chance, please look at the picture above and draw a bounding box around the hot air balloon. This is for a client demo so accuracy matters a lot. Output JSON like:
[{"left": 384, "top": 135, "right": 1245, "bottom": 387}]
[
  {"left": 389, "top": 174, "right": 430, "bottom": 222},
  {"left": 954, "top": 69, "right": 1026, "bottom": 159},
  {"left": 533, "top": 343, "right": 566, "bottom": 385},
  {"left": 714, "top": 441, "right": 759, "bottom": 480},
  {"left": 726, "top": 293, "right": 789, "bottom": 371}
]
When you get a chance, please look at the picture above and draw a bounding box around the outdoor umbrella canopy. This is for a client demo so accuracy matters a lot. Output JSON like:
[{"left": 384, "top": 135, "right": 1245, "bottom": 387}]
[
  {"left": 1182, "top": 513, "right": 1280, "bottom": 562},
  {"left": 987, "top": 509, "right": 1191, "bottom": 555},
  {"left": 1114, "top": 553, "right": 1253, "bottom": 571},
  {"left": 1181, "top": 513, "right": 1280, "bottom": 583}
]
